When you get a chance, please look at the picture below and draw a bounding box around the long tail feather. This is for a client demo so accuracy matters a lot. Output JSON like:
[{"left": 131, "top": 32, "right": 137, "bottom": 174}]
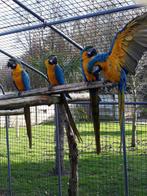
[
  {"left": 61, "top": 93, "right": 82, "bottom": 142},
  {"left": 118, "top": 89, "right": 125, "bottom": 150},
  {"left": 24, "top": 106, "right": 32, "bottom": 149},
  {"left": 89, "top": 89, "right": 101, "bottom": 154}
]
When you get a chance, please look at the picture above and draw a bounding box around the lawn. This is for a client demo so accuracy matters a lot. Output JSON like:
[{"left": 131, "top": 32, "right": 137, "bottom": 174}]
[{"left": 0, "top": 122, "right": 147, "bottom": 195}]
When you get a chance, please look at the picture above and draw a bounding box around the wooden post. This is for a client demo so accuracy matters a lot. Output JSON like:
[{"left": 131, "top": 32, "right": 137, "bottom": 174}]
[
  {"left": 54, "top": 104, "right": 65, "bottom": 175},
  {"left": 64, "top": 110, "right": 79, "bottom": 196},
  {"left": 54, "top": 102, "right": 79, "bottom": 196}
]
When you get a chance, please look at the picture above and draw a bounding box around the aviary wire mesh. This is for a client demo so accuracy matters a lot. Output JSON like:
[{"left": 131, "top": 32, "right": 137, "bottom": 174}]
[
  {"left": 0, "top": 100, "right": 147, "bottom": 195},
  {"left": 0, "top": 0, "right": 147, "bottom": 195}
]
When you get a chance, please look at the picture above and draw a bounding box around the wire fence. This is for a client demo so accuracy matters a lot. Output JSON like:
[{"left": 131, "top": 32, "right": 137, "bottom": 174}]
[
  {"left": 0, "top": 0, "right": 147, "bottom": 195},
  {"left": 0, "top": 97, "right": 147, "bottom": 196}
]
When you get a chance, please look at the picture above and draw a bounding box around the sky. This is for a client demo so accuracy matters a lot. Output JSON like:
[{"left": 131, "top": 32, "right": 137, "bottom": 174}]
[{"left": 134, "top": 0, "right": 147, "bottom": 4}]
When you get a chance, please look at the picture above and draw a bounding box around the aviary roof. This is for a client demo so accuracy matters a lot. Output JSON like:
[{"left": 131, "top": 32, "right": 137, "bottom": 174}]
[
  {"left": 0, "top": 0, "right": 135, "bottom": 32},
  {"left": 0, "top": 0, "right": 146, "bottom": 64}
]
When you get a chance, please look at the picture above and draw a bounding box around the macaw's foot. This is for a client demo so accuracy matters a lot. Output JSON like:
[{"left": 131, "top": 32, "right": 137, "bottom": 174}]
[
  {"left": 18, "top": 91, "right": 22, "bottom": 96},
  {"left": 108, "top": 84, "right": 118, "bottom": 92},
  {"left": 105, "top": 82, "right": 117, "bottom": 92},
  {"left": 103, "top": 80, "right": 110, "bottom": 85},
  {"left": 86, "top": 81, "right": 93, "bottom": 86},
  {"left": 65, "top": 92, "right": 72, "bottom": 100},
  {"left": 48, "top": 84, "right": 53, "bottom": 90}
]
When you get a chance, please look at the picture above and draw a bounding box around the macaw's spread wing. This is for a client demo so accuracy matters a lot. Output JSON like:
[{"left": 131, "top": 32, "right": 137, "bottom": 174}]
[
  {"left": 55, "top": 65, "right": 65, "bottom": 85},
  {"left": 21, "top": 70, "right": 31, "bottom": 91},
  {"left": 109, "top": 12, "right": 147, "bottom": 74}
]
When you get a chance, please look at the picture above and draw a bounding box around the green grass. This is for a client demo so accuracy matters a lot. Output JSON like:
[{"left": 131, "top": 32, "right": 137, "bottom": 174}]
[{"left": 0, "top": 122, "right": 147, "bottom": 195}]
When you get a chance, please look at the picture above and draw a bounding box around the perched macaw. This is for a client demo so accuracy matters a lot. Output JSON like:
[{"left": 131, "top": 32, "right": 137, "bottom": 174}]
[
  {"left": 87, "top": 12, "right": 147, "bottom": 146},
  {"left": 80, "top": 46, "right": 101, "bottom": 154},
  {"left": 7, "top": 58, "right": 32, "bottom": 149},
  {"left": 44, "top": 55, "right": 82, "bottom": 142}
]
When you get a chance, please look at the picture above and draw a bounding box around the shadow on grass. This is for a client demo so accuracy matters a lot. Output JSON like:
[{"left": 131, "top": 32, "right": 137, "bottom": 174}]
[
  {"left": 1, "top": 153, "right": 147, "bottom": 196},
  {"left": 0, "top": 160, "right": 70, "bottom": 196},
  {"left": 80, "top": 130, "right": 147, "bottom": 137}
]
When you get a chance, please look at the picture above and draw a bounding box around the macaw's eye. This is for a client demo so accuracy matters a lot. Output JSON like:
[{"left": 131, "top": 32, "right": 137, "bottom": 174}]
[
  {"left": 87, "top": 48, "right": 97, "bottom": 58},
  {"left": 12, "top": 63, "right": 16, "bottom": 68}
]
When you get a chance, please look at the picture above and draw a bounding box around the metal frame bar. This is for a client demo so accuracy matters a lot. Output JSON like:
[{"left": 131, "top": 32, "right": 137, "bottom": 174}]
[
  {"left": 0, "top": 49, "right": 49, "bottom": 82},
  {"left": 121, "top": 111, "right": 129, "bottom": 196},
  {"left": 55, "top": 104, "right": 62, "bottom": 196},
  {"left": 0, "top": 86, "right": 12, "bottom": 196},
  {"left": 12, "top": 0, "right": 83, "bottom": 50},
  {"left": 0, "top": 4, "right": 143, "bottom": 39},
  {"left": 69, "top": 101, "right": 147, "bottom": 105},
  {"left": 5, "top": 115, "right": 12, "bottom": 196}
]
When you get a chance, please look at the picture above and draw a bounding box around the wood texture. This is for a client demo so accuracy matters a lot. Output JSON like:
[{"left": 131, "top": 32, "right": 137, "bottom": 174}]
[
  {"left": 0, "top": 95, "right": 60, "bottom": 110},
  {"left": 0, "top": 81, "right": 111, "bottom": 100}
]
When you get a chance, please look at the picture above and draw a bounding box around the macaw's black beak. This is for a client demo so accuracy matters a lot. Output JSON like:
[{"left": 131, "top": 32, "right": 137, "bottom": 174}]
[
  {"left": 87, "top": 48, "right": 97, "bottom": 58},
  {"left": 48, "top": 55, "right": 57, "bottom": 65},
  {"left": 7, "top": 61, "right": 12, "bottom": 68}
]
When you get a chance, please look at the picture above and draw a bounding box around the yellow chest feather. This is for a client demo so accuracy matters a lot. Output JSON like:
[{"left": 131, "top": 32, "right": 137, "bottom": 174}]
[
  {"left": 47, "top": 65, "right": 58, "bottom": 85},
  {"left": 82, "top": 57, "right": 96, "bottom": 81},
  {"left": 12, "top": 68, "right": 24, "bottom": 91}
]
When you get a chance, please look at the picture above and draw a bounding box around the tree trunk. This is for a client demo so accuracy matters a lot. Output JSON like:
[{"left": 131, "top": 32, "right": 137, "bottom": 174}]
[
  {"left": 131, "top": 78, "right": 137, "bottom": 147},
  {"left": 131, "top": 101, "right": 137, "bottom": 147},
  {"left": 64, "top": 113, "right": 78, "bottom": 196}
]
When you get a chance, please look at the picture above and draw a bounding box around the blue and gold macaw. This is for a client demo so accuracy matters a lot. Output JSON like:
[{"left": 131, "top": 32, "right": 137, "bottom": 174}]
[
  {"left": 80, "top": 46, "right": 101, "bottom": 154},
  {"left": 87, "top": 12, "right": 147, "bottom": 145},
  {"left": 45, "top": 55, "right": 82, "bottom": 142},
  {"left": 7, "top": 58, "right": 32, "bottom": 149}
]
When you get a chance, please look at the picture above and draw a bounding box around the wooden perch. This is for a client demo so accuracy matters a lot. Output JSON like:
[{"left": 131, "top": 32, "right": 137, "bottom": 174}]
[
  {"left": 0, "top": 95, "right": 60, "bottom": 110},
  {"left": 0, "top": 81, "right": 112, "bottom": 100},
  {"left": 0, "top": 109, "right": 24, "bottom": 116}
]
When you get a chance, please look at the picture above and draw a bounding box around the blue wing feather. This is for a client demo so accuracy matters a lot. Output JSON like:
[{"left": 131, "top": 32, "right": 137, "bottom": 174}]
[
  {"left": 118, "top": 69, "right": 127, "bottom": 93},
  {"left": 80, "top": 60, "right": 87, "bottom": 82},
  {"left": 88, "top": 52, "right": 109, "bottom": 73},
  {"left": 55, "top": 65, "right": 65, "bottom": 85},
  {"left": 22, "top": 70, "right": 31, "bottom": 91}
]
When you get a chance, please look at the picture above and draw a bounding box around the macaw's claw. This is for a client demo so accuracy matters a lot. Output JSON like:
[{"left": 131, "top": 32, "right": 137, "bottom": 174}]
[
  {"left": 48, "top": 84, "right": 53, "bottom": 90},
  {"left": 86, "top": 81, "right": 93, "bottom": 86},
  {"left": 18, "top": 91, "right": 22, "bottom": 96}
]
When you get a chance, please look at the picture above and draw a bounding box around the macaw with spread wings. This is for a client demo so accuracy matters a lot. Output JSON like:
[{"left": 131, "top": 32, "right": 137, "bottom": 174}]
[{"left": 87, "top": 12, "right": 147, "bottom": 144}]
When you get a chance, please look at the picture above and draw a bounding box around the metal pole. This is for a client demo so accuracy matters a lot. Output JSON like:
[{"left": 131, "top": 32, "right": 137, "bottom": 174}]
[
  {"left": 0, "top": 4, "right": 143, "bottom": 40},
  {"left": 5, "top": 115, "right": 12, "bottom": 196},
  {"left": 0, "top": 85, "right": 12, "bottom": 196},
  {"left": 45, "top": 4, "right": 143, "bottom": 25},
  {"left": 0, "top": 49, "right": 49, "bottom": 83},
  {"left": 121, "top": 110, "right": 129, "bottom": 196},
  {"left": 12, "top": 1, "right": 143, "bottom": 51},
  {"left": 12, "top": 0, "right": 83, "bottom": 50},
  {"left": 0, "top": 84, "right": 5, "bottom": 95},
  {"left": 55, "top": 104, "right": 62, "bottom": 196},
  {"left": 119, "top": 85, "right": 128, "bottom": 196}
]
